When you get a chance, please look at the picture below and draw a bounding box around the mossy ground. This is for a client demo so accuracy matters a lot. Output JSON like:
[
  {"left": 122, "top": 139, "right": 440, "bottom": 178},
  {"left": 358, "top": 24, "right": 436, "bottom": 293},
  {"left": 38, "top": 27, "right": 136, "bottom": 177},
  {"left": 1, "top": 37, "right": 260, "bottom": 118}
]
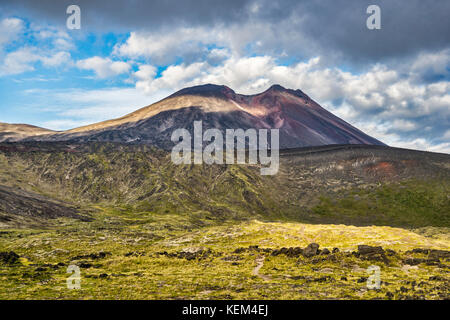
[
  {"left": 311, "top": 180, "right": 450, "bottom": 228},
  {"left": 1, "top": 208, "right": 449, "bottom": 299},
  {"left": 0, "top": 144, "right": 449, "bottom": 299}
]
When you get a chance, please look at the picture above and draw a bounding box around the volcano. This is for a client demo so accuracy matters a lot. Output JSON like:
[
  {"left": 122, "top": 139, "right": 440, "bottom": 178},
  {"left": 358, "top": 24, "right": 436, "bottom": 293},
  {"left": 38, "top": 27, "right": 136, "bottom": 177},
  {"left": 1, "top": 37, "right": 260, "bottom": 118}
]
[{"left": 0, "top": 84, "right": 385, "bottom": 148}]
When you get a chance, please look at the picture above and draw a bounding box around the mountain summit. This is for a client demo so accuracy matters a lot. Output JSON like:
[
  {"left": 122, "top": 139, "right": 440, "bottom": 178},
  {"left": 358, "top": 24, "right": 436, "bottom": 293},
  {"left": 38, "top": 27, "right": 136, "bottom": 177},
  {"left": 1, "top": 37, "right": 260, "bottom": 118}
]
[{"left": 0, "top": 84, "right": 385, "bottom": 148}]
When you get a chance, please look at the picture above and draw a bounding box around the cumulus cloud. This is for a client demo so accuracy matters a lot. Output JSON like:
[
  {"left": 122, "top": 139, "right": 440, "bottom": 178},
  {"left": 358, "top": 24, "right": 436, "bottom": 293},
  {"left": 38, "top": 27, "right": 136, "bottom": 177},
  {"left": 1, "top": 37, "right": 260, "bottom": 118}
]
[
  {"left": 33, "top": 27, "right": 74, "bottom": 51},
  {"left": 134, "top": 65, "right": 157, "bottom": 81},
  {"left": 0, "top": 17, "right": 73, "bottom": 75},
  {"left": 0, "top": 47, "right": 71, "bottom": 75},
  {"left": 113, "top": 27, "right": 233, "bottom": 65},
  {"left": 40, "top": 51, "right": 71, "bottom": 67},
  {"left": 6, "top": 0, "right": 450, "bottom": 65},
  {"left": 409, "top": 49, "right": 450, "bottom": 82},
  {"left": 0, "top": 18, "right": 23, "bottom": 49},
  {"left": 1, "top": 47, "right": 39, "bottom": 74},
  {"left": 76, "top": 56, "right": 131, "bottom": 78}
]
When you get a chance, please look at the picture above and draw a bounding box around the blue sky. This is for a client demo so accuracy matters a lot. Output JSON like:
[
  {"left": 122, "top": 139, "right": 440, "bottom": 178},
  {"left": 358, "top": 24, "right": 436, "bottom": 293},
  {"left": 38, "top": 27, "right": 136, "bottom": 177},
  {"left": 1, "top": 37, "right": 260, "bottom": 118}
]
[{"left": 0, "top": 0, "right": 449, "bottom": 153}]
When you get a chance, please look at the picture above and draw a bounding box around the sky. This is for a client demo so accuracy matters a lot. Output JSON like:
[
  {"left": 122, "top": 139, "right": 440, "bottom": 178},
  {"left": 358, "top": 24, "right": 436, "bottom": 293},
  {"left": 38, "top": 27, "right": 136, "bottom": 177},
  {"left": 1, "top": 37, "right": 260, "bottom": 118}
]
[{"left": 0, "top": 0, "right": 449, "bottom": 153}]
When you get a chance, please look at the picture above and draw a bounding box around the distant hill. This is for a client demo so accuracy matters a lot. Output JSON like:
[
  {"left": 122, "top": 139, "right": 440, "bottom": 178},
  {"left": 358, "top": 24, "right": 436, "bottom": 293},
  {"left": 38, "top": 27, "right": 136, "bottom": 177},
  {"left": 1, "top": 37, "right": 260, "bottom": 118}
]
[
  {"left": 0, "top": 142, "right": 448, "bottom": 228},
  {"left": 0, "top": 123, "right": 55, "bottom": 142}
]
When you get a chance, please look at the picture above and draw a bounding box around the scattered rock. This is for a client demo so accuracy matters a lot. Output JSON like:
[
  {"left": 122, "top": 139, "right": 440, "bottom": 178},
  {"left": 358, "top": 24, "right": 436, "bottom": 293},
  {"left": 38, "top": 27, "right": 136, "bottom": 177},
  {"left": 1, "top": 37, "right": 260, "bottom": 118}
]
[
  {"left": 428, "top": 249, "right": 450, "bottom": 259},
  {"left": 302, "top": 243, "right": 320, "bottom": 258},
  {"left": 357, "top": 245, "right": 384, "bottom": 255},
  {"left": 311, "top": 276, "right": 333, "bottom": 283},
  {"left": 79, "top": 262, "right": 92, "bottom": 268},
  {"left": 357, "top": 277, "right": 368, "bottom": 283},
  {"left": 325, "top": 254, "right": 338, "bottom": 262},
  {"left": 233, "top": 246, "right": 272, "bottom": 254},
  {"left": 355, "top": 245, "right": 389, "bottom": 264},
  {"left": 157, "top": 247, "right": 214, "bottom": 260},
  {"left": 233, "top": 248, "right": 246, "bottom": 254},
  {"left": 271, "top": 247, "right": 302, "bottom": 257},
  {"left": 403, "top": 258, "right": 426, "bottom": 266},
  {"left": 124, "top": 251, "right": 145, "bottom": 257},
  {"left": 406, "top": 248, "right": 450, "bottom": 260},
  {"left": 403, "top": 257, "right": 440, "bottom": 266},
  {"left": 386, "top": 249, "right": 397, "bottom": 256},
  {"left": 0, "top": 251, "right": 20, "bottom": 265},
  {"left": 71, "top": 251, "right": 111, "bottom": 260},
  {"left": 271, "top": 244, "right": 338, "bottom": 258},
  {"left": 291, "top": 275, "right": 307, "bottom": 280},
  {"left": 407, "top": 248, "right": 429, "bottom": 255},
  {"left": 221, "top": 255, "right": 243, "bottom": 262}
]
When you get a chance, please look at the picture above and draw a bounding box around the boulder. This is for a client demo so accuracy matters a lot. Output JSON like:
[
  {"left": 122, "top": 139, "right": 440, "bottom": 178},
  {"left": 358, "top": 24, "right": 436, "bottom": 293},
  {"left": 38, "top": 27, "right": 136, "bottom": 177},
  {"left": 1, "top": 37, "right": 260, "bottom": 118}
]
[
  {"left": 302, "top": 243, "right": 320, "bottom": 258},
  {"left": 356, "top": 245, "right": 389, "bottom": 264}
]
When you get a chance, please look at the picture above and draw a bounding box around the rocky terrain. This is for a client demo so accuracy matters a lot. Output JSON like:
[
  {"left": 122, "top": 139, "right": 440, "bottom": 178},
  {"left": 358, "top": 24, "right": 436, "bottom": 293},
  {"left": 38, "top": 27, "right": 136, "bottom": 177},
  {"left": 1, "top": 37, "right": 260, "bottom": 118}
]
[
  {"left": 0, "top": 185, "right": 89, "bottom": 228},
  {"left": 0, "top": 141, "right": 448, "bottom": 299},
  {"left": 0, "top": 142, "right": 447, "bottom": 228},
  {"left": 0, "top": 84, "right": 448, "bottom": 299},
  {"left": 1, "top": 220, "right": 449, "bottom": 299}
]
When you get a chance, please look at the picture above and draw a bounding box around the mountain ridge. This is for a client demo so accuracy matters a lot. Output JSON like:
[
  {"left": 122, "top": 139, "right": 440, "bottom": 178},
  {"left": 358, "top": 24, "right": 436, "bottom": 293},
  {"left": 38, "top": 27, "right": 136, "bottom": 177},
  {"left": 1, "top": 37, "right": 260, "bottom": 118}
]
[{"left": 0, "top": 83, "right": 385, "bottom": 148}]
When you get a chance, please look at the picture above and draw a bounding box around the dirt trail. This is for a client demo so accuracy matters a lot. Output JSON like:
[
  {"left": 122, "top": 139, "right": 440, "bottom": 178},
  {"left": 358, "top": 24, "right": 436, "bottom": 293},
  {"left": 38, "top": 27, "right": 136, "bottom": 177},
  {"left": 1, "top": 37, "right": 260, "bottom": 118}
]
[{"left": 252, "top": 256, "right": 272, "bottom": 281}]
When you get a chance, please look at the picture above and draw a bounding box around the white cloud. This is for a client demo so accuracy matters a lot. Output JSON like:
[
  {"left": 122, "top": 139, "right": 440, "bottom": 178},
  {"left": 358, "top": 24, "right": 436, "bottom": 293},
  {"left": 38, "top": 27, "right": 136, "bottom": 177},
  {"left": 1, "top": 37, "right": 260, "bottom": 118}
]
[
  {"left": 25, "top": 87, "right": 168, "bottom": 131},
  {"left": 76, "top": 56, "right": 131, "bottom": 78},
  {"left": 410, "top": 49, "right": 450, "bottom": 80},
  {"left": 0, "top": 18, "right": 23, "bottom": 48},
  {"left": 0, "top": 48, "right": 71, "bottom": 75},
  {"left": 40, "top": 51, "right": 72, "bottom": 67},
  {"left": 33, "top": 26, "right": 74, "bottom": 51},
  {"left": 391, "top": 119, "right": 417, "bottom": 132},
  {"left": 113, "top": 23, "right": 290, "bottom": 65},
  {"left": 113, "top": 19, "right": 322, "bottom": 67},
  {"left": 114, "top": 28, "right": 217, "bottom": 64},
  {"left": 1, "top": 47, "right": 39, "bottom": 75},
  {"left": 444, "top": 129, "right": 450, "bottom": 140},
  {"left": 134, "top": 64, "right": 157, "bottom": 81},
  {"left": 0, "top": 19, "right": 73, "bottom": 76},
  {"left": 207, "top": 48, "right": 230, "bottom": 64},
  {"left": 135, "top": 62, "right": 206, "bottom": 94}
]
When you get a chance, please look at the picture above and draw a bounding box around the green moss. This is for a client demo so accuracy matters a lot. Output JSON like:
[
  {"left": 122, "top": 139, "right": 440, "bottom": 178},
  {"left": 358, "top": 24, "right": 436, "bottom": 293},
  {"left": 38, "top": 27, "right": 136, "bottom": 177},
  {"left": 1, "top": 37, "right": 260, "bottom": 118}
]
[
  {"left": 311, "top": 180, "right": 450, "bottom": 228},
  {"left": 0, "top": 216, "right": 449, "bottom": 300}
]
